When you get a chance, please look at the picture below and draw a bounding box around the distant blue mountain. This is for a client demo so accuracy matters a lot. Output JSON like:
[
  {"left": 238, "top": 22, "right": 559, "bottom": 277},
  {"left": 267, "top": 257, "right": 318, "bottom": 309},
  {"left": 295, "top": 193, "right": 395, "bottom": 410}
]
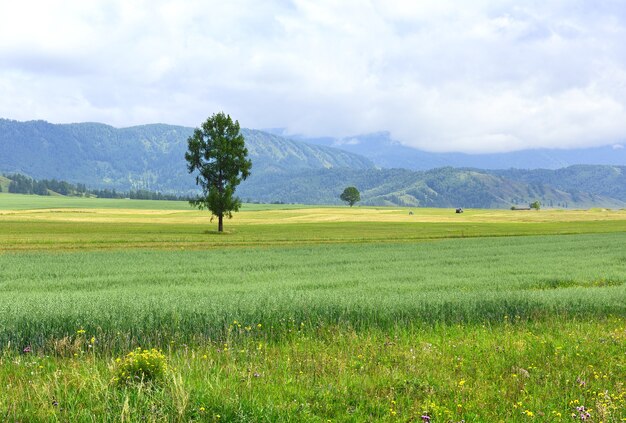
[{"left": 269, "top": 130, "right": 626, "bottom": 170}]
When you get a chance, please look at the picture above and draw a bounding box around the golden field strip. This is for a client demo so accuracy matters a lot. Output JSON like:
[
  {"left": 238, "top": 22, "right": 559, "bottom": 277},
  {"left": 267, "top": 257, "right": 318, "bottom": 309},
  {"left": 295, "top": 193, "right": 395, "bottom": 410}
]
[
  {"left": 2, "top": 201, "right": 626, "bottom": 224},
  {"left": 1, "top": 193, "right": 626, "bottom": 252}
]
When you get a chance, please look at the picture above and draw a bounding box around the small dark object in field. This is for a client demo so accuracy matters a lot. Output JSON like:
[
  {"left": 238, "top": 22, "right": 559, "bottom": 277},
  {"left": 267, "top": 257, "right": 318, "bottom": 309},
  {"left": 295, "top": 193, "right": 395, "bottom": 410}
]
[
  {"left": 408, "top": 211, "right": 414, "bottom": 215},
  {"left": 456, "top": 208, "right": 463, "bottom": 213}
]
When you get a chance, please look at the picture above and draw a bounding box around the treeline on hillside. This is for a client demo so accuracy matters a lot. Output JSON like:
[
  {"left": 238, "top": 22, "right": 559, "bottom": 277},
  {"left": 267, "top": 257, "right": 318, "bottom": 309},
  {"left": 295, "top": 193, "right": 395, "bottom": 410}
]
[
  {"left": 1, "top": 173, "right": 189, "bottom": 201},
  {"left": 89, "top": 188, "right": 188, "bottom": 201},
  {"left": 2, "top": 173, "right": 86, "bottom": 196}
]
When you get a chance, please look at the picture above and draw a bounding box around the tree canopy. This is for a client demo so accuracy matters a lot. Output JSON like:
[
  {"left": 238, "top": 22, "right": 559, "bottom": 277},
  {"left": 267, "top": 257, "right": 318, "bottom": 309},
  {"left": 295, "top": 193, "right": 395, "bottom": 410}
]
[
  {"left": 185, "top": 112, "right": 252, "bottom": 232},
  {"left": 340, "top": 186, "right": 361, "bottom": 207}
]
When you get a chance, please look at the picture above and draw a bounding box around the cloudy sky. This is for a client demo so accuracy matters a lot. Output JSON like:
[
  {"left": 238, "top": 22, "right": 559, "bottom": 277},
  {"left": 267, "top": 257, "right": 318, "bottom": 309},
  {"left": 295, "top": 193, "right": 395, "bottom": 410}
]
[{"left": 1, "top": 0, "right": 625, "bottom": 153}]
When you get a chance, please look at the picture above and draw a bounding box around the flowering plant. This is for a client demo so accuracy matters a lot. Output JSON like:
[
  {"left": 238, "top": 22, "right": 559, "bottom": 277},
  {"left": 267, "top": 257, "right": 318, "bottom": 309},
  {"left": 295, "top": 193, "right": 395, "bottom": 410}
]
[{"left": 113, "top": 348, "right": 167, "bottom": 385}]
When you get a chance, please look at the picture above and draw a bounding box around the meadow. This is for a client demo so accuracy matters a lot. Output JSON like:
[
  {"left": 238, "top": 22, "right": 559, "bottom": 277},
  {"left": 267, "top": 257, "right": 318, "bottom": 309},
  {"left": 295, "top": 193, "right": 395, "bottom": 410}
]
[{"left": 0, "top": 193, "right": 625, "bottom": 421}]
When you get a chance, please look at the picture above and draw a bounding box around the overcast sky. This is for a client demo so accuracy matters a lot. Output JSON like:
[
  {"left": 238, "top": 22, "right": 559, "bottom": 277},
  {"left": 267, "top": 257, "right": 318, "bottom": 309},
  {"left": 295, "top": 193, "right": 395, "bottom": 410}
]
[{"left": 1, "top": 0, "right": 625, "bottom": 153}]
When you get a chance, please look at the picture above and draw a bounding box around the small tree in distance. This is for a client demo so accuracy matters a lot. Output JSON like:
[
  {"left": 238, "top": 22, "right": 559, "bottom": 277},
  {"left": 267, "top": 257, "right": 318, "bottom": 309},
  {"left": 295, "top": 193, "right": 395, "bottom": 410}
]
[
  {"left": 185, "top": 112, "right": 252, "bottom": 232},
  {"left": 530, "top": 200, "right": 541, "bottom": 211},
  {"left": 340, "top": 186, "right": 361, "bottom": 207}
]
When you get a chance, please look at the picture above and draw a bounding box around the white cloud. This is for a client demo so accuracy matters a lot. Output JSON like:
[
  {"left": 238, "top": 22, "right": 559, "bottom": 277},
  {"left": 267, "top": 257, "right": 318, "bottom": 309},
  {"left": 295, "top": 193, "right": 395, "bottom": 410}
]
[{"left": 0, "top": 0, "right": 625, "bottom": 153}]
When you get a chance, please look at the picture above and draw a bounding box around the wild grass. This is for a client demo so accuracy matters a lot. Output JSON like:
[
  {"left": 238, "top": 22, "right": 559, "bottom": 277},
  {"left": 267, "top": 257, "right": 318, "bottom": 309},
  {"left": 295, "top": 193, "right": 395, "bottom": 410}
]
[
  {"left": 1, "top": 233, "right": 625, "bottom": 353},
  {"left": 2, "top": 320, "right": 625, "bottom": 421},
  {"left": 1, "top": 198, "right": 625, "bottom": 420}
]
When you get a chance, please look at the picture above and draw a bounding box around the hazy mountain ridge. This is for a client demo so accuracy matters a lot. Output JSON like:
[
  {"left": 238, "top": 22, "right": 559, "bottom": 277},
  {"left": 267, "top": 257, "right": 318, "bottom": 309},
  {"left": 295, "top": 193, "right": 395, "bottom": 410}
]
[
  {"left": 2, "top": 119, "right": 626, "bottom": 208},
  {"left": 278, "top": 130, "right": 626, "bottom": 170}
]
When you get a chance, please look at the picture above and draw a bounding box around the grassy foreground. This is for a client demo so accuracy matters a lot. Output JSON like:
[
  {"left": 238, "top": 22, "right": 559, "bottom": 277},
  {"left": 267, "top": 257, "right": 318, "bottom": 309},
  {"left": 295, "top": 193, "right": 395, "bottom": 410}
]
[
  {"left": 3, "top": 320, "right": 625, "bottom": 421},
  {"left": 0, "top": 195, "right": 625, "bottom": 421}
]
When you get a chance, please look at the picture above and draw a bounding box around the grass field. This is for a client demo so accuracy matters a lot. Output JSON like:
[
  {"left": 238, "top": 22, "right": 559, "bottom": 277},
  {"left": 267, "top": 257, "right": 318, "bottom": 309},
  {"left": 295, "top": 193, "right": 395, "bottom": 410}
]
[
  {"left": 0, "top": 194, "right": 625, "bottom": 421},
  {"left": 2, "top": 193, "right": 626, "bottom": 251}
]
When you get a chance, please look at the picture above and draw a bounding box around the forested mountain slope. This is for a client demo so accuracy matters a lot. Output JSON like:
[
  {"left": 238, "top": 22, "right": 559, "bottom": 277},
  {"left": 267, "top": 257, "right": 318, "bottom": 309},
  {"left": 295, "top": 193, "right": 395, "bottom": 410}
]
[
  {"left": 237, "top": 167, "right": 625, "bottom": 208},
  {"left": 0, "top": 119, "right": 373, "bottom": 192}
]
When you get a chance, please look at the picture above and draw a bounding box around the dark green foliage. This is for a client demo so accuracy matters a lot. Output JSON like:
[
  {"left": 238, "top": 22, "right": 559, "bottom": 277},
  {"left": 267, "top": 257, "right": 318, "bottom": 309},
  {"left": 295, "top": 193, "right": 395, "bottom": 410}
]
[
  {"left": 6, "top": 173, "right": 81, "bottom": 196},
  {"left": 185, "top": 113, "right": 252, "bottom": 231},
  {"left": 2, "top": 173, "right": 188, "bottom": 201},
  {"left": 340, "top": 186, "right": 360, "bottom": 206},
  {"left": 530, "top": 200, "right": 541, "bottom": 210},
  {"left": 89, "top": 188, "right": 188, "bottom": 201}
]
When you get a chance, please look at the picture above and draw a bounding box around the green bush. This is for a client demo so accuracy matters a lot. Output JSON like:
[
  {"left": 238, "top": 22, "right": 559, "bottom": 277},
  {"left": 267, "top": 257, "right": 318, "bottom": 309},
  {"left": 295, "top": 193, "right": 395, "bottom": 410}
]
[{"left": 113, "top": 348, "right": 167, "bottom": 386}]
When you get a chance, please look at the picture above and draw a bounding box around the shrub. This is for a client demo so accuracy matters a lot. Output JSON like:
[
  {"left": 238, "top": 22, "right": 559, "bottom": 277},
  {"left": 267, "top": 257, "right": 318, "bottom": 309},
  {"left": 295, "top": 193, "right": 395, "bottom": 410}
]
[{"left": 113, "top": 348, "right": 167, "bottom": 386}]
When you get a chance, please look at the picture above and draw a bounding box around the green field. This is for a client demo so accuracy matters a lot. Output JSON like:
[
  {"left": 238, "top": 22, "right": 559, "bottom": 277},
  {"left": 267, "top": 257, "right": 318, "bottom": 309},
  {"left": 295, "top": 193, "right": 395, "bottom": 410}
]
[{"left": 0, "top": 194, "right": 625, "bottom": 421}]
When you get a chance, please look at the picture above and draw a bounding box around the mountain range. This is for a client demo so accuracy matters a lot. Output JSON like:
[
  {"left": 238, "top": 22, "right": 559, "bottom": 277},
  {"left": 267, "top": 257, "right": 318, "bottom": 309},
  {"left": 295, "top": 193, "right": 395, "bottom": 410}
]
[
  {"left": 1, "top": 118, "right": 626, "bottom": 209},
  {"left": 0, "top": 119, "right": 372, "bottom": 192},
  {"left": 238, "top": 166, "right": 625, "bottom": 208},
  {"left": 271, "top": 130, "right": 626, "bottom": 171}
]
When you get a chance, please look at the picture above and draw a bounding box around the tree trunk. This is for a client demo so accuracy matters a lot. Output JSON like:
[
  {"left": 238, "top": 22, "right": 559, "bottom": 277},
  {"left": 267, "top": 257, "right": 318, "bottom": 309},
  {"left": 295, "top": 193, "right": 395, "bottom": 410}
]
[{"left": 218, "top": 214, "right": 223, "bottom": 232}]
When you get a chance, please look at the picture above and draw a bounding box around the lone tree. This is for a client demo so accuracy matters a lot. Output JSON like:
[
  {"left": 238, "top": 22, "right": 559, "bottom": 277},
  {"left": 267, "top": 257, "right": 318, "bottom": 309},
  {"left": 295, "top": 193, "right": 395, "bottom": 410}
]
[
  {"left": 530, "top": 200, "right": 541, "bottom": 211},
  {"left": 185, "top": 112, "right": 252, "bottom": 232},
  {"left": 340, "top": 186, "right": 360, "bottom": 207}
]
